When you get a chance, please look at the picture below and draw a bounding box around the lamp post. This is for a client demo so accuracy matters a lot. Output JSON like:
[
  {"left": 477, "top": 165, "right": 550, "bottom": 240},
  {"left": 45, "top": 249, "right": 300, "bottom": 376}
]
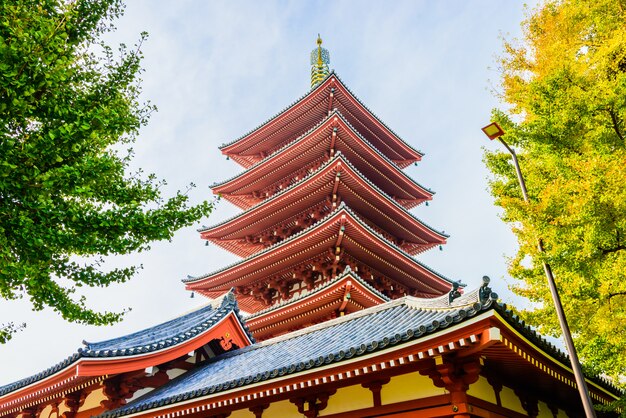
[{"left": 481, "top": 122, "right": 596, "bottom": 418}]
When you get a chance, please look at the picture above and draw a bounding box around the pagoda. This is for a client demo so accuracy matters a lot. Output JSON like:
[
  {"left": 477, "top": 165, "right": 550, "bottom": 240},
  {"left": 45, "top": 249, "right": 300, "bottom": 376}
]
[
  {"left": 0, "top": 37, "right": 622, "bottom": 418},
  {"left": 185, "top": 36, "right": 452, "bottom": 331}
]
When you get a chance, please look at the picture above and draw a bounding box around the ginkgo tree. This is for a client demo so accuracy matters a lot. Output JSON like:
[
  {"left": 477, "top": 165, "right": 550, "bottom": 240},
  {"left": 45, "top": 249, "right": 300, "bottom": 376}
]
[
  {"left": 485, "top": 0, "right": 626, "bottom": 389},
  {"left": 0, "top": 0, "right": 214, "bottom": 342}
]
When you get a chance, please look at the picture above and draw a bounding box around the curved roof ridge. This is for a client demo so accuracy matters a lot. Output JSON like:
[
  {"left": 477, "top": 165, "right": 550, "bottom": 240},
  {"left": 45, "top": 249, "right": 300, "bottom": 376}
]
[
  {"left": 249, "top": 283, "right": 494, "bottom": 348},
  {"left": 212, "top": 109, "right": 433, "bottom": 200},
  {"left": 331, "top": 72, "right": 423, "bottom": 158},
  {"left": 219, "top": 73, "right": 335, "bottom": 150},
  {"left": 338, "top": 152, "right": 450, "bottom": 238},
  {"left": 0, "top": 291, "right": 254, "bottom": 398},
  {"left": 330, "top": 110, "right": 433, "bottom": 195},
  {"left": 201, "top": 153, "right": 339, "bottom": 233},
  {"left": 403, "top": 287, "right": 483, "bottom": 311},
  {"left": 244, "top": 266, "right": 390, "bottom": 320},
  {"left": 334, "top": 153, "right": 446, "bottom": 237},
  {"left": 199, "top": 152, "right": 447, "bottom": 240},
  {"left": 186, "top": 203, "right": 455, "bottom": 287},
  {"left": 0, "top": 352, "right": 81, "bottom": 397},
  {"left": 338, "top": 204, "right": 454, "bottom": 286},
  {"left": 219, "top": 72, "right": 424, "bottom": 161},
  {"left": 81, "top": 290, "right": 245, "bottom": 355},
  {"left": 186, "top": 203, "right": 349, "bottom": 283},
  {"left": 212, "top": 112, "right": 334, "bottom": 189},
  {"left": 82, "top": 300, "right": 214, "bottom": 348}
]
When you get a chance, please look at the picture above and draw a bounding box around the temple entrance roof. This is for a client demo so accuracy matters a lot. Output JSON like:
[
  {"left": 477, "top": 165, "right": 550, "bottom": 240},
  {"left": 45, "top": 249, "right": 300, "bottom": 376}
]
[
  {"left": 0, "top": 292, "right": 253, "bottom": 417},
  {"left": 96, "top": 285, "right": 621, "bottom": 418}
]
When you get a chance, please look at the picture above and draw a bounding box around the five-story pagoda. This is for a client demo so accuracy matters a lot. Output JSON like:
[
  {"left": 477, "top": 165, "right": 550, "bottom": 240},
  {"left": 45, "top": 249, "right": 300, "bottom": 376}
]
[{"left": 184, "top": 36, "right": 454, "bottom": 340}]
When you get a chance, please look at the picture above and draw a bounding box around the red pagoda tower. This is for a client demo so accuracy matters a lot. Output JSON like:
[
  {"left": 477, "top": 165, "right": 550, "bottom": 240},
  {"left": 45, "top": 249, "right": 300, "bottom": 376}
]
[{"left": 184, "top": 35, "right": 453, "bottom": 338}]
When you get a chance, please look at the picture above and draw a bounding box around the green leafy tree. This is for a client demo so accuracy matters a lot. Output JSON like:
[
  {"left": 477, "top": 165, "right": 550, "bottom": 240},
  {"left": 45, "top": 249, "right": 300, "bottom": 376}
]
[
  {"left": 485, "top": 0, "right": 626, "bottom": 391},
  {"left": 0, "top": 0, "right": 214, "bottom": 343}
]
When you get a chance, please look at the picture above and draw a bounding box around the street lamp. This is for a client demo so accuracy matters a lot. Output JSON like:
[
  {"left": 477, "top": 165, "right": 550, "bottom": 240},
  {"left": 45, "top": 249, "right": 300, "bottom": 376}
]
[{"left": 481, "top": 122, "right": 596, "bottom": 418}]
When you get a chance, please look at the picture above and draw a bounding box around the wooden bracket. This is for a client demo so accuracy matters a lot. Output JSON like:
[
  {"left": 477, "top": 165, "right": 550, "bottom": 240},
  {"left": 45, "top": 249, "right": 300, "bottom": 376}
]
[
  {"left": 485, "top": 369, "right": 503, "bottom": 407},
  {"left": 249, "top": 404, "right": 269, "bottom": 418},
  {"left": 61, "top": 390, "right": 86, "bottom": 418},
  {"left": 420, "top": 356, "right": 482, "bottom": 406},
  {"left": 514, "top": 388, "right": 539, "bottom": 418},
  {"left": 362, "top": 378, "right": 390, "bottom": 407},
  {"left": 290, "top": 390, "right": 336, "bottom": 418}
]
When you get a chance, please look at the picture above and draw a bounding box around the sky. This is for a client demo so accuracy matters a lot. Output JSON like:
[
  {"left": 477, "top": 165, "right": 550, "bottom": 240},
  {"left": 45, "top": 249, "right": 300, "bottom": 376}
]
[{"left": 0, "top": 1, "right": 534, "bottom": 384}]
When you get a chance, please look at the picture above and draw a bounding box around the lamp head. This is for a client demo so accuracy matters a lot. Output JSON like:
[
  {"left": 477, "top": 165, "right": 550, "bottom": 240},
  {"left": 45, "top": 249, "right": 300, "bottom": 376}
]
[{"left": 481, "top": 122, "right": 505, "bottom": 140}]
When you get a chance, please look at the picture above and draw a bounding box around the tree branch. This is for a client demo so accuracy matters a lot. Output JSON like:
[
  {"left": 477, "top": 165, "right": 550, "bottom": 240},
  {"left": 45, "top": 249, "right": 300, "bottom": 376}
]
[
  {"left": 600, "top": 244, "right": 625, "bottom": 255},
  {"left": 608, "top": 108, "right": 625, "bottom": 142}
]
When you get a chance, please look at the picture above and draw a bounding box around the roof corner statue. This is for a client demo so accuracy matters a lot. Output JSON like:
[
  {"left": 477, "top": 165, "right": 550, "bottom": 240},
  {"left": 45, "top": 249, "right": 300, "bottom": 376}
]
[
  {"left": 0, "top": 37, "right": 621, "bottom": 418},
  {"left": 310, "top": 34, "right": 330, "bottom": 88}
]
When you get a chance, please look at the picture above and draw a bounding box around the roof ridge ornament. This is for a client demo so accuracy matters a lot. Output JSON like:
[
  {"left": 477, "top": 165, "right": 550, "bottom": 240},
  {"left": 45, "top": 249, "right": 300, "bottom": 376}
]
[
  {"left": 448, "top": 282, "right": 462, "bottom": 303},
  {"left": 210, "top": 288, "right": 237, "bottom": 309},
  {"left": 479, "top": 276, "right": 498, "bottom": 305},
  {"left": 310, "top": 34, "right": 330, "bottom": 88}
]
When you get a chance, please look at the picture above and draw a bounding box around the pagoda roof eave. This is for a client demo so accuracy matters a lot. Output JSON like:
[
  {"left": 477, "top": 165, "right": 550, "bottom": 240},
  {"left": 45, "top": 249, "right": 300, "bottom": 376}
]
[
  {"left": 200, "top": 153, "right": 447, "bottom": 256},
  {"left": 212, "top": 111, "right": 334, "bottom": 189},
  {"left": 212, "top": 110, "right": 434, "bottom": 207},
  {"left": 245, "top": 267, "right": 389, "bottom": 340},
  {"left": 331, "top": 72, "right": 424, "bottom": 159},
  {"left": 219, "top": 72, "right": 423, "bottom": 166},
  {"left": 219, "top": 73, "right": 335, "bottom": 151},
  {"left": 0, "top": 291, "right": 254, "bottom": 410},
  {"left": 97, "top": 287, "right": 622, "bottom": 418},
  {"left": 245, "top": 266, "right": 389, "bottom": 320},
  {"left": 185, "top": 204, "right": 455, "bottom": 295}
]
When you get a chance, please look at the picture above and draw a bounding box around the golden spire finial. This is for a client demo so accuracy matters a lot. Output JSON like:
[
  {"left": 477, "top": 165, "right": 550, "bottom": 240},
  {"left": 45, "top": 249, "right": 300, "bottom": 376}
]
[{"left": 310, "top": 34, "right": 330, "bottom": 88}]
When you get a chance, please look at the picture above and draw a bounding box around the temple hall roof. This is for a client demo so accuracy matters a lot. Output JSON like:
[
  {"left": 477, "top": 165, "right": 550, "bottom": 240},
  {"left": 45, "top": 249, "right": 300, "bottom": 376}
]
[
  {"left": 98, "top": 284, "right": 622, "bottom": 418},
  {"left": 99, "top": 287, "right": 495, "bottom": 418},
  {"left": 79, "top": 291, "right": 254, "bottom": 357},
  {"left": 0, "top": 291, "right": 253, "bottom": 405}
]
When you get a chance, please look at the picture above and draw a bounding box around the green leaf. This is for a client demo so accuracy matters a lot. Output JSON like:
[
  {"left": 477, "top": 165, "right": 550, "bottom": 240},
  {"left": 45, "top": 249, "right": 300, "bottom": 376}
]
[
  {"left": 486, "top": 0, "right": 626, "bottom": 394},
  {"left": 0, "top": 0, "right": 214, "bottom": 344}
]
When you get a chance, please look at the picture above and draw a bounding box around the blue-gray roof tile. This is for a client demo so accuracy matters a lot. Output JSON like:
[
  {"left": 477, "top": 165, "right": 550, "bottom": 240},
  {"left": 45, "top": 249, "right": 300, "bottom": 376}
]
[
  {"left": 98, "top": 286, "right": 623, "bottom": 418},
  {"left": 0, "top": 290, "right": 252, "bottom": 397},
  {"left": 99, "top": 289, "right": 497, "bottom": 418}
]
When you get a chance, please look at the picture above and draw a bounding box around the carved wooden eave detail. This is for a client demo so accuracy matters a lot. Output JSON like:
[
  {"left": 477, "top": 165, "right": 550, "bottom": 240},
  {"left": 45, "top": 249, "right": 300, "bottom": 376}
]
[
  {"left": 476, "top": 310, "right": 621, "bottom": 410},
  {"left": 245, "top": 269, "right": 389, "bottom": 341},
  {"left": 186, "top": 206, "right": 453, "bottom": 312},
  {"left": 220, "top": 74, "right": 422, "bottom": 168},
  {"left": 201, "top": 154, "right": 446, "bottom": 257},
  {"left": 212, "top": 111, "right": 432, "bottom": 210},
  {"left": 0, "top": 372, "right": 102, "bottom": 418}
]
